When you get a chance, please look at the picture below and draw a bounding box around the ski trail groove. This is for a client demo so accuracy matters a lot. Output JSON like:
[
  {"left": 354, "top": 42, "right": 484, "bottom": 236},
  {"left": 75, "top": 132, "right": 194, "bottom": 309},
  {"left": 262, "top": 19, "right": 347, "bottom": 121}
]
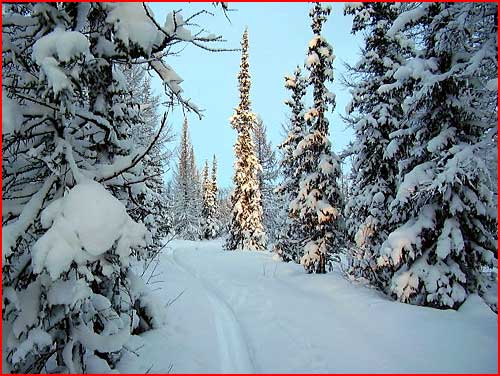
[{"left": 169, "top": 247, "right": 254, "bottom": 373}]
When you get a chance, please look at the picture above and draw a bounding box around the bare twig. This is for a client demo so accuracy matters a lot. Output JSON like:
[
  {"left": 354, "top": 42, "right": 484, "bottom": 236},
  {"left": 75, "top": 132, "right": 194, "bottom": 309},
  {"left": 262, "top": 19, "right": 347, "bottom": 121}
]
[{"left": 165, "top": 290, "right": 186, "bottom": 308}]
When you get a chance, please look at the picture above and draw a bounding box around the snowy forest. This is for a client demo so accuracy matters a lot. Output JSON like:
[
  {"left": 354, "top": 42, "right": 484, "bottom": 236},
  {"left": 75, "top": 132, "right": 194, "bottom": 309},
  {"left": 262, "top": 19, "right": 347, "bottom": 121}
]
[{"left": 2, "top": 2, "right": 498, "bottom": 374}]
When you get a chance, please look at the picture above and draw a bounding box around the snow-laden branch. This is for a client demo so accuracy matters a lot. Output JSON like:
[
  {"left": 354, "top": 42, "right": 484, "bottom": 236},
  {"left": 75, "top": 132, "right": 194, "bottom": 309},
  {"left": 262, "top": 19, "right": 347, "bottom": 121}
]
[
  {"left": 98, "top": 112, "right": 168, "bottom": 183},
  {"left": 3, "top": 175, "right": 56, "bottom": 262}
]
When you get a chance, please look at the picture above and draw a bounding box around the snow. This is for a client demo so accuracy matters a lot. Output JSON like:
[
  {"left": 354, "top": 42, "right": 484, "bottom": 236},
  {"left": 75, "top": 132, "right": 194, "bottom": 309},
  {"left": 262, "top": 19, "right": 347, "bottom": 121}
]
[
  {"left": 74, "top": 315, "right": 131, "bottom": 353},
  {"left": 486, "top": 78, "right": 497, "bottom": 91},
  {"left": 117, "top": 239, "right": 498, "bottom": 374},
  {"left": 378, "top": 205, "right": 436, "bottom": 266},
  {"left": 150, "top": 59, "right": 184, "bottom": 95},
  {"left": 427, "top": 127, "right": 456, "bottom": 153},
  {"left": 164, "top": 12, "right": 193, "bottom": 41},
  {"left": 306, "top": 51, "right": 320, "bottom": 67},
  {"left": 372, "top": 191, "right": 385, "bottom": 204},
  {"left": 39, "top": 58, "right": 73, "bottom": 95},
  {"left": 303, "top": 108, "right": 318, "bottom": 122},
  {"left": 318, "top": 156, "right": 336, "bottom": 175},
  {"left": 308, "top": 36, "right": 321, "bottom": 48},
  {"left": 105, "top": 3, "right": 163, "bottom": 55},
  {"left": 32, "top": 180, "right": 147, "bottom": 279},
  {"left": 3, "top": 176, "right": 56, "bottom": 262},
  {"left": 284, "top": 75, "right": 296, "bottom": 88},
  {"left": 318, "top": 46, "right": 331, "bottom": 57},
  {"left": 11, "top": 280, "right": 42, "bottom": 338},
  {"left": 354, "top": 216, "right": 376, "bottom": 248},
  {"left": 11, "top": 328, "right": 52, "bottom": 365},
  {"left": 47, "top": 279, "right": 92, "bottom": 306},
  {"left": 2, "top": 92, "right": 21, "bottom": 135},
  {"left": 32, "top": 28, "right": 90, "bottom": 65},
  {"left": 387, "top": 4, "right": 430, "bottom": 37},
  {"left": 394, "top": 161, "right": 434, "bottom": 204},
  {"left": 344, "top": 2, "right": 364, "bottom": 11},
  {"left": 436, "top": 218, "right": 464, "bottom": 259}
]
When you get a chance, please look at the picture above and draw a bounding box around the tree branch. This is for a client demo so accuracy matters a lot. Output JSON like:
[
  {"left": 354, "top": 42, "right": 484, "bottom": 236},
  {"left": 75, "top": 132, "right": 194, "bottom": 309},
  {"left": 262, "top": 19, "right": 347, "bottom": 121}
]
[{"left": 98, "top": 112, "right": 168, "bottom": 183}]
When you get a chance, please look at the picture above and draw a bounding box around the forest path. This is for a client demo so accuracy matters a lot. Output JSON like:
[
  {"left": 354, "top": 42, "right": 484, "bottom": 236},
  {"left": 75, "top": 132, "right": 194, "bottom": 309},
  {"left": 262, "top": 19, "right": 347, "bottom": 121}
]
[
  {"left": 117, "top": 239, "right": 498, "bottom": 374},
  {"left": 169, "top": 245, "right": 254, "bottom": 373}
]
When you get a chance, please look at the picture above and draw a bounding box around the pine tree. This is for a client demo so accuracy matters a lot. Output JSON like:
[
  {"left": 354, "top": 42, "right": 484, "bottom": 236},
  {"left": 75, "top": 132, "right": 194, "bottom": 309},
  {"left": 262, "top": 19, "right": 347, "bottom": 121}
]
[
  {"left": 173, "top": 118, "right": 201, "bottom": 239},
  {"left": 274, "top": 67, "right": 308, "bottom": 262},
  {"left": 377, "top": 3, "right": 498, "bottom": 309},
  {"left": 292, "top": 3, "right": 344, "bottom": 273},
  {"left": 225, "top": 29, "right": 267, "bottom": 251},
  {"left": 2, "top": 3, "right": 225, "bottom": 372},
  {"left": 343, "top": 3, "right": 413, "bottom": 284},
  {"left": 254, "top": 116, "right": 280, "bottom": 243}
]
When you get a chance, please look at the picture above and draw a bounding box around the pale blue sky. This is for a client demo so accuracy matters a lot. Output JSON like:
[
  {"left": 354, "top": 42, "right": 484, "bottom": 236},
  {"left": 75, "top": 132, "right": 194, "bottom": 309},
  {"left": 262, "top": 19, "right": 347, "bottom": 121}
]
[{"left": 147, "top": 2, "right": 362, "bottom": 187}]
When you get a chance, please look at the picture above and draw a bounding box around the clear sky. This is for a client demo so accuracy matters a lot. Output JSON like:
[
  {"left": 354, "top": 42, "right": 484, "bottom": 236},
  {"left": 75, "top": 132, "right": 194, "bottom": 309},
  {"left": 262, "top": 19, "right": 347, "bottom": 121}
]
[{"left": 147, "top": 2, "right": 362, "bottom": 187}]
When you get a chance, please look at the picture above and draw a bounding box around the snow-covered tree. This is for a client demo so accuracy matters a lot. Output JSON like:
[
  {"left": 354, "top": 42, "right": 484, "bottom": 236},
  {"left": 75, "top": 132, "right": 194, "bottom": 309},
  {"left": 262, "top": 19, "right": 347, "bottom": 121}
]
[
  {"left": 201, "top": 156, "right": 220, "bottom": 239},
  {"left": 254, "top": 116, "right": 280, "bottom": 243},
  {"left": 225, "top": 29, "right": 267, "bottom": 251},
  {"left": 292, "top": 3, "right": 344, "bottom": 273},
  {"left": 217, "top": 186, "right": 232, "bottom": 235},
  {"left": 274, "top": 67, "right": 309, "bottom": 263},
  {"left": 376, "top": 3, "right": 498, "bottom": 309},
  {"left": 2, "top": 3, "right": 225, "bottom": 372},
  {"left": 201, "top": 160, "right": 211, "bottom": 234},
  {"left": 122, "top": 64, "right": 174, "bottom": 259},
  {"left": 343, "top": 3, "right": 414, "bottom": 284},
  {"left": 189, "top": 144, "right": 203, "bottom": 219},
  {"left": 172, "top": 118, "right": 202, "bottom": 239},
  {"left": 210, "top": 155, "right": 221, "bottom": 237}
]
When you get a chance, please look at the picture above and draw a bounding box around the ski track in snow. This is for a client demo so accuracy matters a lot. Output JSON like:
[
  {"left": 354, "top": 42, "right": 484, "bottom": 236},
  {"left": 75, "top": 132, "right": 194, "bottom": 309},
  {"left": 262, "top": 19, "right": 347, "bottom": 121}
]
[
  {"left": 168, "top": 246, "right": 255, "bottom": 373},
  {"left": 118, "top": 240, "right": 497, "bottom": 374}
]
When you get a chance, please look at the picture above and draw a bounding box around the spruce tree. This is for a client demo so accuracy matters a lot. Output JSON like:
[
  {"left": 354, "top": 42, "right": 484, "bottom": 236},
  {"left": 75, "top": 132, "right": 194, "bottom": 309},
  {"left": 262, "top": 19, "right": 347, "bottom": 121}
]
[
  {"left": 225, "top": 29, "right": 267, "bottom": 251},
  {"left": 377, "top": 3, "right": 498, "bottom": 309},
  {"left": 343, "top": 3, "right": 413, "bottom": 284},
  {"left": 173, "top": 118, "right": 201, "bottom": 239},
  {"left": 254, "top": 116, "right": 280, "bottom": 243},
  {"left": 123, "top": 64, "right": 173, "bottom": 259},
  {"left": 217, "top": 186, "right": 233, "bottom": 235},
  {"left": 189, "top": 144, "right": 203, "bottom": 223},
  {"left": 201, "top": 160, "right": 211, "bottom": 238},
  {"left": 292, "top": 3, "right": 344, "bottom": 273},
  {"left": 274, "top": 67, "right": 308, "bottom": 262},
  {"left": 201, "top": 157, "right": 220, "bottom": 239},
  {"left": 210, "top": 155, "right": 221, "bottom": 237}
]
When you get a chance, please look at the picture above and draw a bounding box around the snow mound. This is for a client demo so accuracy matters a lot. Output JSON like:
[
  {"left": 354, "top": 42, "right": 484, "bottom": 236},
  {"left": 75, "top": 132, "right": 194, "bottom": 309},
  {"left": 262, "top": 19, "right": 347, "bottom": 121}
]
[
  {"left": 458, "top": 294, "right": 497, "bottom": 318},
  {"left": 33, "top": 180, "right": 147, "bottom": 279}
]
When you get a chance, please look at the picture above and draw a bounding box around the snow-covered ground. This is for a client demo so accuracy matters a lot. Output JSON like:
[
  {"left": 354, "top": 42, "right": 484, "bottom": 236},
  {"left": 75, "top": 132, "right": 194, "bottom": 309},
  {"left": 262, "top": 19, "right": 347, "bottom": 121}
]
[{"left": 118, "top": 239, "right": 498, "bottom": 374}]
